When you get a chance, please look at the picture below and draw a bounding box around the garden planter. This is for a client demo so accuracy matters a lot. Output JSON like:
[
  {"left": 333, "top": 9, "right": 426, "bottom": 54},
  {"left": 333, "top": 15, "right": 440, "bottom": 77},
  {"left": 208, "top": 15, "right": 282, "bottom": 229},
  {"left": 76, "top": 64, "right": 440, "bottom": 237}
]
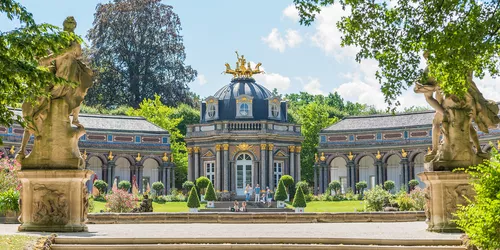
[
  {"left": 295, "top": 207, "right": 305, "bottom": 213},
  {"left": 189, "top": 208, "right": 199, "bottom": 213},
  {"left": 200, "top": 195, "right": 205, "bottom": 202},
  {"left": 207, "top": 201, "right": 215, "bottom": 208},
  {"left": 277, "top": 200, "right": 285, "bottom": 208},
  {"left": 286, "top": 194, "right": 290, "bottom": 202},
  {"left": 4, "top": 210, "right": 19, "bottom": 224}
]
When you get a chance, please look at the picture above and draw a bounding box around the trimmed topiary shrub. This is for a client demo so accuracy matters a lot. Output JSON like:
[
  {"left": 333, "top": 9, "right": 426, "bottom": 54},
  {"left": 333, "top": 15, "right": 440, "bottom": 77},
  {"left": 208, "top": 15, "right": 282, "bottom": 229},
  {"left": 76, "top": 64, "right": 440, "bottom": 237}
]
[
  {"left": 356, "top": 181, "right": 368, "bottom": 196},
  {"left": 295, "top": 181, "right": 310, "bottom": 195},
  {"left": 328, "top": 181, "right": 341, "bottom": 195},
  {"left": 364, "top": 185, "right": 391, "bottom": 211},
  {"left": 196, "top": 177, "right": 210, "bottom": 194},
  {"left": 383, "top": 180, "right": 395, "bottom": 192},
  {"left": 118, "top": 180, "right": 131, "bottom": 192},
  {"left": 204, "top": 182, "right": 216, "bottom": 201},
  {"left": 94, "top": 180, "right": 108, "bottom": 195},
  {"left": 152, "top": 182, "right": 164, "bottom": 195},
  {"left": 187, "top": 186, "right": 200, "bottom": 208},
  {"left": 274, "top": 179, "right": 288, "bottom": 201},
  {"left": 292, "top": 186, "right": 307, "bottom": 208},
  {"left": 182, "top": 181, "right": 195, "bottom": 193},
  {"left": 408, "top": 179, "right": 420, "bottom": 190},
  {"left": 280, "top": 175, "right": 295, "bottom": 190}
]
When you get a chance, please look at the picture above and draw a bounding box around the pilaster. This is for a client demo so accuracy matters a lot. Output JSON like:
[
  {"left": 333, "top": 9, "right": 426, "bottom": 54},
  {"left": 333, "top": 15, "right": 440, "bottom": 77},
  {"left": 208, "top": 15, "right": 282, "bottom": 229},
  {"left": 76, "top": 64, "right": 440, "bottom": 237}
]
[
  {"left": 288, "top": 146, "right": 295, "bottom": 181},
  {"left": 215, "top": 144, "right": 222, "bottom": 191},
  {"left": 268, "top": 143, "right": 274, "bottom": 190},
  {"left": 223, "top": 143, "right": 229, "bottom": 191},
  {"left": 260, "top": 143, "right": 267, "bottom": 188}
]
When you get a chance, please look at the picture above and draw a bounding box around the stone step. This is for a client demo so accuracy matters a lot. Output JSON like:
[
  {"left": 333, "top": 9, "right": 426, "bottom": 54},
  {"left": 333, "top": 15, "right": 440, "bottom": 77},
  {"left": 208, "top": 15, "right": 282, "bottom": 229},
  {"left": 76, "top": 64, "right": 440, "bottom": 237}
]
[
  {"left": 212, "top": 201, "right": 278, "bottom": 208},
  {"left": 199, "top": 208, "right": 293, "bottom": 213},
  {"left": 51, "top": 237, "right": 465, "bottom": 250}
]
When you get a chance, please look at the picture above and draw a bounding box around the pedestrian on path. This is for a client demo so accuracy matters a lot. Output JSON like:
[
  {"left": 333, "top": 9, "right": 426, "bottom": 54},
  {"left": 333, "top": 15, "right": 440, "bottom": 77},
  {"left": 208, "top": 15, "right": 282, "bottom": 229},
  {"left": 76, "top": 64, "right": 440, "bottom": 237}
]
[{"left": 254, "top": 184, "right": 261, "bottom": 202}]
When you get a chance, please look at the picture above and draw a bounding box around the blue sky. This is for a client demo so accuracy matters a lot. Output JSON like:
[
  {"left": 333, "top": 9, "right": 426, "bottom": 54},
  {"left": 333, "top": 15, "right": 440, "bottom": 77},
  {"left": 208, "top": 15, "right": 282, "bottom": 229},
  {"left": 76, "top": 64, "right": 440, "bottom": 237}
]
[{"left": 2, "top": 1, "right": 498, "bottom": 109}]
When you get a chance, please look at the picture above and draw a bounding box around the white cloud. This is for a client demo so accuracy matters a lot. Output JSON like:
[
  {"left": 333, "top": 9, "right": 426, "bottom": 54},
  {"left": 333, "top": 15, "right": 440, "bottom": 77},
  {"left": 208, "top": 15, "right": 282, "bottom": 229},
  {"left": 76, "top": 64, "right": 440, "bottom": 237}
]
[
  {"left": 251, "top": 62, "right": 291, "bottom": 92},
  {"left": 475, "top": 74, "right": 500, "bottom": 101},
  {"left": 197, "top": 74, "right": 207, "bottom": 85},
  {"left": 282, "top": 4, "right": 300, "bottom": 23},
  {"left": 262, "top": 28, "right": 303, "bottom": 52},
  {"left": 303, "top": 78, "right": 324, "bottom": 95}
]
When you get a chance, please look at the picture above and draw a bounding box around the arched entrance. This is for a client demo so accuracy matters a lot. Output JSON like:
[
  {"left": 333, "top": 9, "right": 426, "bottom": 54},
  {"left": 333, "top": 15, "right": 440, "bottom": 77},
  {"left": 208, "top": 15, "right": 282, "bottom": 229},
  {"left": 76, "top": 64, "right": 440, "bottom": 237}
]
[
  {"left": 330, "top": 157, "right": 347, "bottom": 194},
  {"left": 142, "top": 158, "right": 159, "bottom": 193},
  {"left": 387, "top": 154, "right": 402, "bottom": 191},
  {"left": 413, "top": 153, "right": 425, "bottom": 189},
  {"left": 86, "top": 156, "right": 103, "bottom": 193},
  {"left": 235, "top": 153, "right": 252, "bottom": 196},
  {"left": 358, "top": 156, "right": 376, "bottom": 190}
]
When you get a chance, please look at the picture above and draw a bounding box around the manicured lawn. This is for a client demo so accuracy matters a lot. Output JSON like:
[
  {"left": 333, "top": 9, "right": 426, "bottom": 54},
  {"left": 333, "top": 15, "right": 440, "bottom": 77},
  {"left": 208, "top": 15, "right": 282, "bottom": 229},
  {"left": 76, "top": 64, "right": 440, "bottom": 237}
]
[
  {"left": 288, "top": 201, "right": 365, "bottom": 212},
  {"left": 91, "top": 200, "right": 189, "bottom": 213},
  {"left": 0, "top": 235, "right": 38, "bottom": 250}
]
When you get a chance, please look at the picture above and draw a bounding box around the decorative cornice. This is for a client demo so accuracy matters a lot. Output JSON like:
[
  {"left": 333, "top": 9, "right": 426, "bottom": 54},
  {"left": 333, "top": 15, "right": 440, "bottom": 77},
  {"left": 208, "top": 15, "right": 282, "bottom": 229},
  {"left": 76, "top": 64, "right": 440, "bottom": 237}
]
[
  {"left": 223, "top": 144, "right": 229, "bottom": 151},
  {"left": 288, "top": 145, "right": 296, "bottom": 153},
  {"left": 268, "top": 144, "right": 274, "bottom": 150},
  {"left": 237, "top": 143, "right": 253, "bottom": 152}
]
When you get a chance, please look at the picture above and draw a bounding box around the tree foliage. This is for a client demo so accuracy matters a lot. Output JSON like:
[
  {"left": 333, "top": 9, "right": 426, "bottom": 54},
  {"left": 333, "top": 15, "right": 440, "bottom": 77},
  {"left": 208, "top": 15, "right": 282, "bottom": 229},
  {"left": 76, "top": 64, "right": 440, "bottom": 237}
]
[
  {"left": 329, "top": 180, "right": 342, "bottom": 194},
  {"left": 456, "top": 148, "right": 500, "bottom": 250},
  {"left": 127, "top": 95, "right": 188, "bottom": 187},
  {"left": 152, "top": 181, "right": 164, "bottom": 195},
  {"left": 356, "top": 181, "right": 368, "bottom": 195},
  {"left": 118, "top": 180, "right": 131, "bottom": 191},
  {"left": 187, "top": 186, "right": 200, "bottom": 208},
  {"left": 294, "top": 0, "right": 500, "bottom": 108},
  {"left": 0, "top": 0, "right": 80, "bottom": 131},
  {"left": 295, "top": 181, "right": 310, "bottom": 195},
  {"left": 275, "top": 179, "right": 288, "bottom": 201},
  {"left": 383, "top": 180, "right": 395, "bottom": 192},
  {"left": 93, "top": 180, "right": 108, "bottom": 195},
  {"left": 292, "top": 186, "right": 307, "bottom": 208},
  {"left": 204, "top": 181, "right": 216, "bottom": 201},
  {"left": 86, "top": 0, "right": 197, "bottom": 108}
]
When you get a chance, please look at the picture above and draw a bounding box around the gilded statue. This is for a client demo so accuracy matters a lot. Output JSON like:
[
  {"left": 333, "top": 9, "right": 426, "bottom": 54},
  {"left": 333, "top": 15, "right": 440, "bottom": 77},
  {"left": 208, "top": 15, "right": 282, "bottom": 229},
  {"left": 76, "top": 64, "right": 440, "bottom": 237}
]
[
  {"left": 223, "top": 51, "right": 264, "bottom": 78},
  {"left": 414, "top": 52, "right": 500, "bottom": 170},
  {"left": 17, "top": 16, "right": 93, "bottom": 164}
]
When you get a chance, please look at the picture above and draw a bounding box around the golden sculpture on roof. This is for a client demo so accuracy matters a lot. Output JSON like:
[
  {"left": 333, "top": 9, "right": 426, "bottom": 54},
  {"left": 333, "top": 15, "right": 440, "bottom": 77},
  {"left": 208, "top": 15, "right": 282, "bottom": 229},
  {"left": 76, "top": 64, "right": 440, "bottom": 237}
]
[
  {"left": 376, "top": 151, "right": 382, "bottom": 160},
  {"left": 9, "top": 146, "right": 15, "bottom": 155},
  {"left": 401, "top": 149, "right": 408, "bottom": 158},
  {"left": 347, "top": 152, "right": 354, "bottom": 161},
  {"left": 320, "top": 152, "right": 326, "bottom": 162},
  {"left": 162, "top": 152, "right": 168, "bottom": 162},
  {"left": 135, "top": 153, "right": 142, "bottom": 162},
  {"left": 223, "top": 51, "right": 264, "bottom": 78},
  {"left": 108, "top": 151, "right": 114, "bottom": 161},
  {"left": 314, "top": 153, "right": 319, "bottom": 163}
]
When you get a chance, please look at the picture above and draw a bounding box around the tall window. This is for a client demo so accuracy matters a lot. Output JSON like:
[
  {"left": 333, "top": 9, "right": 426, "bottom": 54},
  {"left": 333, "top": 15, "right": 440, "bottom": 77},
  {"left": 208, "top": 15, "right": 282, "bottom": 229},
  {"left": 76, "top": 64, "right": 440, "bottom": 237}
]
[
  {"left": 273, "top": 161, "right": 283, "bottom": 187},
  {"left": 239, "top": 103, "right": 249, "bottom": 116},
  {"left": 207, "top": 104, "right": 216, "bottom": 118},
  {"left": 271, "top": 104, "right": 280, "bottom": 117},
  {"left": 205, "top": 161, "right": 215, "bottom": 185}
]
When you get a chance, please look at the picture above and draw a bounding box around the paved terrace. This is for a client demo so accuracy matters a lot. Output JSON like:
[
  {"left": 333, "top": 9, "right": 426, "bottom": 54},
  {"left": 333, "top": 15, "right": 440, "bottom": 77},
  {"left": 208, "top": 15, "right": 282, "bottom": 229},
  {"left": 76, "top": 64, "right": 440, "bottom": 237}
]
[{"left": 0, "top": 222, "right": 461, "bottom": 240}]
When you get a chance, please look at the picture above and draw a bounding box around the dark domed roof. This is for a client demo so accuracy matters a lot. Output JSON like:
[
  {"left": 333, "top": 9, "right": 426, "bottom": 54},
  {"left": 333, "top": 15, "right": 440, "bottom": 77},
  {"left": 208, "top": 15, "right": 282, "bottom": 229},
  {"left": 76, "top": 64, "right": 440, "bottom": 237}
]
[{"left": 213, "top": 78, "right": 272, "bottom": 101}]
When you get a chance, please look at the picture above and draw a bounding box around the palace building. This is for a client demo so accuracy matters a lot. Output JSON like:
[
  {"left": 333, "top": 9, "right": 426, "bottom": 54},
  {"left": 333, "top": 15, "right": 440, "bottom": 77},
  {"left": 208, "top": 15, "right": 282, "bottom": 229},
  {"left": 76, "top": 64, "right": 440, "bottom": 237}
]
[
  {"left": 0, "top": 110, "right": 175, "bottom": 193},
  {"left": 185, "top": 52, "right": 303, "bottom": 195},
  {"left": 315, "top": 108, "right": 500, "bottom": 194}
]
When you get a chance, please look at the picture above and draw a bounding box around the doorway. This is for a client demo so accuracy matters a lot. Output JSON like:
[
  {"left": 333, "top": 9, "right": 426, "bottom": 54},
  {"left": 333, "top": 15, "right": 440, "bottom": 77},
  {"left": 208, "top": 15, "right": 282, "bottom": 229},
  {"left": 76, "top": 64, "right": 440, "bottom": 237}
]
[{"left": 235, "top": 153, "right": 252, "bottom": 196}]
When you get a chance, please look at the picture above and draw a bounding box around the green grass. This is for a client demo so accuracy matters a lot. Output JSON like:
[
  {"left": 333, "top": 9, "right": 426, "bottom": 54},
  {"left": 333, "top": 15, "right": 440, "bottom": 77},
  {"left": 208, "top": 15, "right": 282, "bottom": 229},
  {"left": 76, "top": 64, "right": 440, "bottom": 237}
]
[
  {"left": 288, "top": 200, "right": 365, "bottom": 212},
  {"left": 91, "top": 200, "right": 189, "bottom": 213},
  {"left": 0, "top": 235, "right": 38, "bottom": 250}
]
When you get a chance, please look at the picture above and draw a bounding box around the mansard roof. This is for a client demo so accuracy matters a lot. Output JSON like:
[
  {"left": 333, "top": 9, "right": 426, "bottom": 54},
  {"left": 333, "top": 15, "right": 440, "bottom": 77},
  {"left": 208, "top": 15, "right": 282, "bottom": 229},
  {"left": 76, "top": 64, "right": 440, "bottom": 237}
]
[{"left": 323, "top": 111, "right": 436, "bottom": 132}]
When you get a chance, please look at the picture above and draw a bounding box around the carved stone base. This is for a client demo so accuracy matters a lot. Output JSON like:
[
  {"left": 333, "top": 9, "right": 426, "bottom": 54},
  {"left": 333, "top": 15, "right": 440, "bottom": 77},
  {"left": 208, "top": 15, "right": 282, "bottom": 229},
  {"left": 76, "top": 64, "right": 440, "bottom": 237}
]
[
  {"left": 418, "top": 171, "right": 474, "bottom": 233},
  {"left": 17, "top": 169, "right": 92, "bottom": 232}
]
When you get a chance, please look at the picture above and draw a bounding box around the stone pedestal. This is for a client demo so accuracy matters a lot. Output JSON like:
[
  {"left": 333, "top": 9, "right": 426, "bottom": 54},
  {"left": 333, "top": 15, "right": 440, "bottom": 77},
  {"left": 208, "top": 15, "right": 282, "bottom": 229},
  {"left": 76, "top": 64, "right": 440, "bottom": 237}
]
[
  {"left": 418, "top": 171, "right": 474, "bottom": 233},
  {"left": 17, "top": 170, "right": 92, "bottom": 232}
]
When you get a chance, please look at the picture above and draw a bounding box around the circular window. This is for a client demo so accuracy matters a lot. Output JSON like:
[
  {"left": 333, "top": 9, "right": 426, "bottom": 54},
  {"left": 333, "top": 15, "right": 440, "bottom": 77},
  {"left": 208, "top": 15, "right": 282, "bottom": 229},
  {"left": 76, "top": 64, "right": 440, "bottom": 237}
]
[
  {"left": 207, "top": 105, "right": 216, "bottom": 118},
  {"left": 239, "top": 103, "right": 249, "bottom": 116},
  {"left": 271, "top": 104, "right": 280, "bottom": 117}
]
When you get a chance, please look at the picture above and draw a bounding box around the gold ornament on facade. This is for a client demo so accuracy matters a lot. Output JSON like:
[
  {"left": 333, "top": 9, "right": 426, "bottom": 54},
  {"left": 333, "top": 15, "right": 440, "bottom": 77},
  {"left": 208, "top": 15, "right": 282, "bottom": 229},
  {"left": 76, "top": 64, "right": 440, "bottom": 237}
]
[
  {"left": 375, "top": 151, "right": 382, "bottom": 160},
  {"left": 170, "top": 153, "right": 174, "bottom": 162},
  {"left": 268, "top": 144, "right": 274, "bottom": 150},
  {"left": 82, "top": 149, "right": 87, "bottom": 161},
  {"left": 193, "top": 147, "right": 200, "bottom": 153},
  {"left": 427, "top": 147, "right": 432, "bottom": 154},
  {"left": 107, "top": 151, "right": 114, "bottom": 161},
  {"left": 320, "top": 152, "right": 326, "bottom": 162},
  {"left": 237, "top": 143, "right": 253, "bottom": 152},
  {"left": 296, "top": 146, "right": 302, "bottom": 153},
  {"left": 288, "top": 145, "right": 296, "bottom": 153},
  {"left": 9, "top": 146, "right": 15, "bottom": 155},
  {"left": 315, "top": 153, "right": 319, "bottom": 163},
  {"left": 497, "top": 140, "right": 500, "bottom": 150},
  {"left": 347, "top": 152, "right": 354, "bottom": 161},
  {"left": 162, "top": 152, "right": 168, "bottom": 162},
  {"left": 208, "top": 99, "right": 215, "bottom": 103},
  {"left": 401, "top": 149, "right": 408, "bottom": 158},
  {"left": 215, "top": 144, "right": 222, "bottom": 151},
  {"left": 223, "top": 51, "right": 264, "bottom": 79},
  {"left": 260, "top": 144, "right": 267, "bottom": 150},
  {"left": 187, "top": 147, "right": 193, "bottom": 154},
  {"left": 135, "top": 153, "right": 142, "bottom": 162},
  {"left": 223, "top": 144, "right": 229, "bottom": 151}
]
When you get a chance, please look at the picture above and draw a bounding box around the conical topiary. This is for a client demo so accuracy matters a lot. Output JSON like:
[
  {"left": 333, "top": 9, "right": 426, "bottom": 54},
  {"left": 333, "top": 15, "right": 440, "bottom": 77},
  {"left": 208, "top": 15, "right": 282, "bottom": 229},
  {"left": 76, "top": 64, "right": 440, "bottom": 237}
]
[
  {"left": 204, "top": 181, "right": 216, "bottom": 201},
  {"left": 187, "top": 186, "right": 200, "bottom": 208},
  {"left": 292, "top": 186, "right": 307, "bottom": 208},
  {"left": 274, "top": 179, "right": 288, "bottom": 201}
]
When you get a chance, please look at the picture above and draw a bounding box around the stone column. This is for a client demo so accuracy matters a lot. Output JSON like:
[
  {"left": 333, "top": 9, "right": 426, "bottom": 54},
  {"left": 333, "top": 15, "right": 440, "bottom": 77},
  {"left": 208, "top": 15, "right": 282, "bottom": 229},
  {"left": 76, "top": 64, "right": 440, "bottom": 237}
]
[
  {"left": 268, "top": 144, "right": 274, "bottom": 190},
  {"left": 102, "top": 163, "right": 108, "bottom": 188},
  {"left": 409, "top": 162, "right": 415, "bottom": 180},
  {"left": 375, "top": 160, "right": 383, "bottom": 185},
  {"left": 319, "top": 164, "right": 324, "bottom": 194},
  {"left": 296, "top": 147, "right": 302, "bottom": 181},
  {"left": 313, "top": 165, "right": 318, "bottom": 195},
  {"left": 187, "top": 147, "right": 193, "bottom": 181},
  {"left": 171, "top": 166, "right": 175, "bottom": 190},
  {"left": 400, "top": 157, "right": 409, "bottom": 191},
  {"left": 260, "top": 144, "right": 267, "bottom": 188},
  {"left": 347, "top": 160, "right": 356, "bottom": 192},
  {"left": 165, "top": 163, "right": 171, "bottom": 194},
  {"left": 215, "top": 144, "right": 222, "bottom": 191},
  {"left": 289, "top": 146, "right": 295, "bottom": 181},
  {"left": 194, "top": 147, "right": 200, "bottom": 180},
  {"left": 137, "top": 164, "right": 143, "bottom": 192},
  {"left": 223, "top": 144, "right": 229, "bottom": 191}
]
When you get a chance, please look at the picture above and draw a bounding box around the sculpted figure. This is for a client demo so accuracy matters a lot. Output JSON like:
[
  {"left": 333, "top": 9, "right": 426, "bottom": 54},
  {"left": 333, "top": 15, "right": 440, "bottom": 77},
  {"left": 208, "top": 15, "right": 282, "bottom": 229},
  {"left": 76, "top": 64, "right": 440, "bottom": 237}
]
[{"left": 18, "top": 17, "right": 93, "bottom": 160}]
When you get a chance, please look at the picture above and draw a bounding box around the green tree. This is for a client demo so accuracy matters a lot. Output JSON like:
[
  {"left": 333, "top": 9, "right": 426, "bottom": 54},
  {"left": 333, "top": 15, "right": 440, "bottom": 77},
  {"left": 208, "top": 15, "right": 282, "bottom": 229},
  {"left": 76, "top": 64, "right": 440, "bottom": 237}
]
[
  {"left": 328, "top": 181, "right": 341, "bottom": 195},
  {"left": 274, "top": 180, "right": 288, "bottom": 202},
  {"left": 408, "top": 179, "right": 420, "bottom": 190},
  {"left": 0, "top": 0, "right": 80, "bottom": 132},
  {"left": 152, "top": 181, "right": 165, "bottom": 195},
  {"left": 182, "top": 181, "right": 195, "bottom": 193},
  {"left": 383, "top": 180, "right": 395, "bottom": 192},
  {"left": 195, "top": 176, "right": 210, "bottom": 194},
  {"left": 127, "top": 95, "right": 188, "bottom": 188},
  {"left": 204, "top": 182, "right": 216, "bottom": 201},
  {"left": 86, "top": 0, "right": 197, "bottom": 108},
  {"left": 279, "top": 175, "right": 295, "bottom": 193},
  {"left": 297, "top": 102, "right": 337, "bottom": 183},
  {"left": 295, "top": 181, "right": 310, "bottom": 195},
  {"left": 187, "top": 186, "right": 200, "bottom": 208},
  {"left": 456, "top": 148, "right": 500, "bottom": 249},
  {"left": 170, "top": 104, "right": 200, "bottom": 137},
  {"left": 118, "top": 180, "right": 131, "bottom": 192},
  {"left": 356, "top": 181, "right": 368, "bottom": 196},
  {"left": 294, "top": 0, "right": 500, "bottom": 108},
  {"left": 93, "top": 180, "right": 108, "bottom": 195},
  {"left": 292, "top": 186, "right": 307, "bottom": 208}
]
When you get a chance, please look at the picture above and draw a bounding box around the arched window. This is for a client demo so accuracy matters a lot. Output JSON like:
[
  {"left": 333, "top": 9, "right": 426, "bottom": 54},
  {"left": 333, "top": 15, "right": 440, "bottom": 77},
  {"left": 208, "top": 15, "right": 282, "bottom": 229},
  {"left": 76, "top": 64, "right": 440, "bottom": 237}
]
[
  {"left": 239, "top": 103, "right": 249, "bottom": 116},
  {"left": 271, "top": 104, "right": 280, "bottom": 117},
  {"left": 207, "top": 104, "right": 216, "bottom": 118}
]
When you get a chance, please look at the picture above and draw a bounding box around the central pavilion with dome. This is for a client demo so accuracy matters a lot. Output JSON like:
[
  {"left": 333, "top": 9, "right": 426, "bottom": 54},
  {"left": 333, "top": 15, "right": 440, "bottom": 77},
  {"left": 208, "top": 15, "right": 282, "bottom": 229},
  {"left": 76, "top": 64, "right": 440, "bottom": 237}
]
[{"left": 185, "top": 52, "right": 303, "bottom": 195}]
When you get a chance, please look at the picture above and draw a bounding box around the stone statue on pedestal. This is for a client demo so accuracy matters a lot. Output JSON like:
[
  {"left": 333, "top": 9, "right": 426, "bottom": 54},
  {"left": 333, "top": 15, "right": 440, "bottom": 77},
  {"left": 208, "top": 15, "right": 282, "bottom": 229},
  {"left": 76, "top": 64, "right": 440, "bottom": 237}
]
[{"left": 16, "top": 17, "right": 93, "bottom": 232}]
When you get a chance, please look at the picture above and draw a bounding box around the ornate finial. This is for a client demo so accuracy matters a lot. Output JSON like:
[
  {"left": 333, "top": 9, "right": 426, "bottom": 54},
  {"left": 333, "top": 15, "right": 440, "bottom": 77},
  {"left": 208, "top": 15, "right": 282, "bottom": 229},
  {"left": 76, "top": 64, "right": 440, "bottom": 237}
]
[
  {"left": 162, "top": 152, "right": 168, "bottom": 162},
  {"left": 108, "top": 151, "right": 114, "bottom": 161},
  {"left": 82, "top": 149, "right": 87, "bottom": 160},
  {"left": 135, "top": 153, "right": 142, "bottom": 162},
  {"left": 401, "top": 149, "right": 408, "bottom": 158},
  {"left": 223, "top": 51, "right": 264, "bottom": 79},
  {"left": 315, "top": 153, "right": 319, "bottom": 163},
  {"left": 9, "top": 146, "right": 15, "bottom": 155},
  {"left": 347, "top": 152, "right": 354, "bottom": 161},
  {"left": 320, "top": 152, "right": 326, "bottom": 162},
  {"left": 376, "top": 151, "right": 382, "bottom": 160}
]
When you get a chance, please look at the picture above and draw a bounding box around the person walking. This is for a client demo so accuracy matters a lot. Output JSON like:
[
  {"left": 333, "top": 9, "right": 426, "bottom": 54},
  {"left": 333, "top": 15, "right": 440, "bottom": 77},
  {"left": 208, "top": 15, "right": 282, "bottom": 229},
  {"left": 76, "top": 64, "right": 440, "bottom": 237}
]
[
  {"left": 245, "top": 184, "right": 251, "bottom": 201},
  {"left": 266, "top": 187, "right": 273, "bottom": 208},
  {"left": 254, "top": 184, "right": 261, "bottom": 202}
]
